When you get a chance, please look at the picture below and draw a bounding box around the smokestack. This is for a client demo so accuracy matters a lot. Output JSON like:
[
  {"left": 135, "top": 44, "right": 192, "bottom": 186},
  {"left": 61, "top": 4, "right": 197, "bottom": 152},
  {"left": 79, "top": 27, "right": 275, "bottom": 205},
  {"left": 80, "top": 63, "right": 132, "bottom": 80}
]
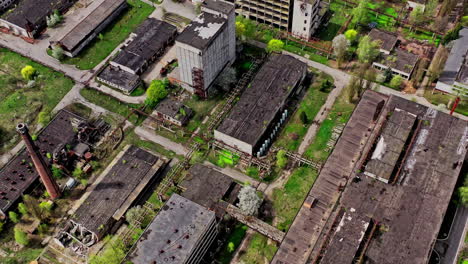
[{"left": 16, "top": 123, "right": 61, "bottom": 199}]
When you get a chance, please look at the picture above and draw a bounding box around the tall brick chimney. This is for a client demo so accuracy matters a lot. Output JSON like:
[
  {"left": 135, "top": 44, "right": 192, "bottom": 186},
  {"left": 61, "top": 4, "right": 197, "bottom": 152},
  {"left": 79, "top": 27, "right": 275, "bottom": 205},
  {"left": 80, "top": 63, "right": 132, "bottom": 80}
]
[{"left": 16, "top": 123, "right": 61, "bottom": 199}]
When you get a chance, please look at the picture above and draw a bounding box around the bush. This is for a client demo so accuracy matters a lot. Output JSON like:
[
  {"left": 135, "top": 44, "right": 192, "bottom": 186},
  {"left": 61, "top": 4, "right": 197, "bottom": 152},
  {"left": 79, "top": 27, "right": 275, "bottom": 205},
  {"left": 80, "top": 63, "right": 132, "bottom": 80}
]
[
  {"left": 276, "top": 150, "right": 288, "bottom": 169},
  {"left": 21, "top": 65, "right": 36, "bottom": 81},
  {"left": 0, "top": 221, "right": 4, "bottom": 234},
  {"left": 51, "top": 166, "right": 63, "bottom": 179},
  {"left": 145, "top": 79, "right": 169, "bottom": 108},
  {"left": 14, "top": 227, "right": 29, "bottom": 246},
  {"left": 72, "top": 167, "right": 85, "bottom": 179},
  {"left": 38, "top": 110, "right": 50, "bottom": 126},
  {"left": 266, "top": 39, "right": 284, "bottom": 53},
  {"left": 9, "top": 211, "right": 20, "bottom": 223},
  {"left": 390, "top": 75, "right": 403, "bottom": 89},
  {"left": 51, "top": 45, "right": 64, "bottom": 61},
  {"left": 18, "top": 203, "right": 28, "bottom": 216}
]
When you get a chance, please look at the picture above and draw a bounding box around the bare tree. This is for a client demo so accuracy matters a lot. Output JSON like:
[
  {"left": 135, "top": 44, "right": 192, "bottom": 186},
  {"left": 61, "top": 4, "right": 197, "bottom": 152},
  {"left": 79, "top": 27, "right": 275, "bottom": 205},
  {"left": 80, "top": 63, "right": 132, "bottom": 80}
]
[
  {"left": 428, "top": 46, "right": 448, "bottom": 83},
  {"left": 332, "top": 34, "right": 350, "bottom": 68}
]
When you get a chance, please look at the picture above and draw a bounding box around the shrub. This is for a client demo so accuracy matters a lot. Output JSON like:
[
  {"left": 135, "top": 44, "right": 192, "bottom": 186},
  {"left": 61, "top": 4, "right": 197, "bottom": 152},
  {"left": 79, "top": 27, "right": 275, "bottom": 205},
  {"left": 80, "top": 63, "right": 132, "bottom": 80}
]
[
  {"left": 266, "top": 39, "right": 284, "bottom": 53},
  {"left": 9, "top": 211, "right": 20, "bottom": 223},
  {"left": 18, "top": 203, "right": 28, "bottom": 216},
  {"left": 390, "top": 75, "right": 403, "bottom": 89},
  {"left": 38, "top": 110, "right": 51, "bottom": 126},
  {"left": 145, "top": 79, "right": 168, "bottom": 108},
  {"left": 21, "top": 65, "right": 36, "bottom": 81},
  {"left": 52, "top": 166, "right": 63, "bottom": 179},
  {"left": 51, "top": 45, "right": 64, "bottom": 61},
  {"left": 14, "top": 227, "right": 29, "bottom": 246},
  {"left": 276, "top": 150, "right": 288, "bottom": 169}
]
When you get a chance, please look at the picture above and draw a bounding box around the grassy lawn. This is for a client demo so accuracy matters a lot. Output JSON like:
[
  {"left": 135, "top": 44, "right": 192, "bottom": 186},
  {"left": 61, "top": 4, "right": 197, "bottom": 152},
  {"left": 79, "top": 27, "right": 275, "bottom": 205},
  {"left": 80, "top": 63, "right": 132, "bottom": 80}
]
[
  {"left": 401, "top": 28, "right": 441, "bottom": 46},
  {"left": 60, "top": 0, "right": 155, "bottom": 70},
  {"left": 0, "top": 48, "right": 74, "bottom": 154},
  {"left": 423, "top": 90, "right": 468, "bottom": 116},
  {"left": 315, "top": 0, "right": 351, "bottom": 42},
  {"left": 303, "top": 97, "right": 355, "bottom": 161},
  {"left": 283, "top": 43, "right": 329, "bottom": 65},
  {"left": 272, "top": 167, "right": 318, "bottom": 232},
  {"left": 216, "top": 224, "right": 248, "bottom": 264},
  {"left": 183, "top": 95, "right": 222, "bottom": 133},
  {"left": 238, "top": 232, "right": 278, "bottom": 264},
  {"left": 274, "top": 73, "right": 332, "bottom": 151},
  {"left": 80, "top": 88, "right": 145, "bottom": 124}
]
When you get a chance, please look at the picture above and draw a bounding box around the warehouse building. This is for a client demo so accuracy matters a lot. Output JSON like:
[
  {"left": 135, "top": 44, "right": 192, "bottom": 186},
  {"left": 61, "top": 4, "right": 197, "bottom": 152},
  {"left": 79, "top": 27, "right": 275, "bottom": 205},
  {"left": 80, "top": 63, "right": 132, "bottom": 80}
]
[
  {"left": 126, "top": 194, "right": 218, "bottom": 264},
  {"left": 272, "top": 90, "right": 468, "bottom": 264},
  {"left": 152, "top": 98, "right": 193, "bottom": 126},
  {"left": 0, "top": 0, "right": 77, "bottom": 38},
  {"left": 175, "top": 0, "right": 236, "bottom": 98},
  {"left": 214, "top": 54, "right": 307, "bottom": 156},
  {"left": 96, "top": 65, "right": 141, "bottom": 94},
  {"left": 435, "top": 27, "right": 468, "bottom": 96},
  {"left": 51, "top": 0, "right": 127, "bottom": 57},
  {"left": 60, "top": 145, "right": 167, "bottom": 245}
]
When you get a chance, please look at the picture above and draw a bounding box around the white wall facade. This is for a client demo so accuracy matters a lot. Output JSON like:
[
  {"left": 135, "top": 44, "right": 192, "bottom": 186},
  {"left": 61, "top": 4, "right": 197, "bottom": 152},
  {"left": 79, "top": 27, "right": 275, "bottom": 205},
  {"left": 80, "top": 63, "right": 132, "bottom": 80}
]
[
  {"left": 291, "top": 0, "right": 322, "bottom": 39},
  {"left": 0, "top": 19, "right": 30, "bottom": 37},
  {"left": 214, "top": 130, "right": 254, "bottom": 155}
]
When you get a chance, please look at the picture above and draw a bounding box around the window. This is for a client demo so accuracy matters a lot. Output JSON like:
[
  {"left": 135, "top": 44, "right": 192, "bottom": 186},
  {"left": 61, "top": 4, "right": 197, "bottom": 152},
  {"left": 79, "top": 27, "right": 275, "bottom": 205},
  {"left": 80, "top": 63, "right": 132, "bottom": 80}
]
[
  {"left": 305, "top": 13, "right": 308, "bottom": 16},
  {"left": 303, "top": 27, "right": 306, "bottom": 31},
  {"left": 304, "top": 20, "right": 307, "bottom": 24}
]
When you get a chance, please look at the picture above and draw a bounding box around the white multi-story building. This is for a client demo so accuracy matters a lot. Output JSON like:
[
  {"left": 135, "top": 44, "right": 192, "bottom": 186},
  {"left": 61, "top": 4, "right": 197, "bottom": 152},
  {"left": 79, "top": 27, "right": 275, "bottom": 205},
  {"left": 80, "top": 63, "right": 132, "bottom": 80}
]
[
  {"left": 175, "top": 0, "right": 236, "bottom": 98},
  {"left": 291, "top": 0, "right": 326, "bottom": 39}
]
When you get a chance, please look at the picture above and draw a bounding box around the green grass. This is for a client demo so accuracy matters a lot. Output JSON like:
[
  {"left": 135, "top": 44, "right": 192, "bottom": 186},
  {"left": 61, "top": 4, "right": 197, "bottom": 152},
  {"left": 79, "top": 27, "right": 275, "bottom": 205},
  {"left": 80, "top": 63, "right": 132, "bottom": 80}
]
[
  {"left": 315, "top": 0, "right": 351, "bottom": 42},
  {"left": 0, "top": 248, "right": 43, "bottom": 264},
  {"left": 238, "top": 233, "right": 278, "bottom": 264},
  {"left": 272, "top": 167, "right": 318, "bottom": 231},
  {"left": 303, "top": 97, "right": 355, "bottom": 161},
  {"left": 0, "top": 48, "right": 74, "bottom": 154},
  {"left": 183, "top": 95, "right": 222, "bottom": 133},
  {"left": 80, "top": 88, "right": 145, "bottom": 124},
  {"left": 130, "top": 85, "right": 146, "bottom": 96},
  {"left": 60, "top": 0, "right": 155, "bottom": 70},
  {"left": 275, "top": 74, "right": 332, "bottom": 151},
  {"left": 125, "top": 130, "right": 180, "bottom": 159},
  {"left": 283, "top": 44, "right": 329, "bottom": 65},
  {"left": 401, "top": 28, "right": 441, "bottom": 46},
  {"left": 216, "top": 224, "right": 248, "bottom": 264},
  {"left": 65, "top": 103, "right": 93, "bottom": 118},
  {"left": 424, "top": 90, "right": 468, "bottom": 116}
]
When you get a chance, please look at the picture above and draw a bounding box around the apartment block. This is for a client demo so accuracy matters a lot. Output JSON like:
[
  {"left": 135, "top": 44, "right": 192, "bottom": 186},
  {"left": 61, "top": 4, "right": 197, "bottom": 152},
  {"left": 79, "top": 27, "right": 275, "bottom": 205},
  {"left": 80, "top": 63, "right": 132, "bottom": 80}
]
[{"left": 291, "top": 0, "right": 327, "bottom": 39}]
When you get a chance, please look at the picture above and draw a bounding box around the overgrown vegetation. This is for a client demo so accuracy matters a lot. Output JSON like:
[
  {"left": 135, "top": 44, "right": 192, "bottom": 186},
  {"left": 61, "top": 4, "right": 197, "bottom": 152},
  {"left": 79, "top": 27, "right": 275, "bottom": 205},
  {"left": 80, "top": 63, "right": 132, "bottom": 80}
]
[{"left": 238, "top": 233, "right": 278, "bottom": 263}]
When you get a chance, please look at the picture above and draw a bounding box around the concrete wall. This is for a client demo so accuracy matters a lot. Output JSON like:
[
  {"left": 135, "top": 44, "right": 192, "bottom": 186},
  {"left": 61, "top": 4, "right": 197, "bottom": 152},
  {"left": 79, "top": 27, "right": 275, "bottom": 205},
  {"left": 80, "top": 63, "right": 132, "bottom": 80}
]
[
  {"left": 0, "top": 0, "right": 14, "bottom": 11},
  {"left": 372, "top": 62, "right": 411, "bottom": 79},
  {"left": 176, "top": 41, "right": 203, "bottom": 89},
  {"left": 0, "top": 19, "right": 30, "bottom": 37},
  {"left": 214, "top": 130, "right": 253, "bottom": 155}
]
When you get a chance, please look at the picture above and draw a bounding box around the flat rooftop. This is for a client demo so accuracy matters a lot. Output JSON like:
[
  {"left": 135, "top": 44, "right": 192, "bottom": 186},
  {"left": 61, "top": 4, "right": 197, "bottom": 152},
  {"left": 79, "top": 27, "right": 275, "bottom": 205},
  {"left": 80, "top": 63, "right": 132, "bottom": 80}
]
[
  {"left": 56, "top": 0, "right": 126, "bottom": 51},
  {"left": 216, "top": 54, "right": 307, "bottom": 146},
  {"left": 1, "top": 0, "right": 75, "bottom": 28},
  {"left": 154, "top": 98, "right": 193, "bottom": 123},
  {"left": 112, "top": 18, "right": 177, "bottom": 72},
  {"left": 72, "top": 145, "right": 166, "bottom": 236},
  {"left": 201, "top": 0, "right": 235, "bottom": 15},
  {"left": 97, "top": 65, "right": 141, "bottom": 93},
  {"left": 176, "top": 12, "right": 227, "bottom": 50},
  {"left": 127, "top": 193, "right": 216, "bottom": 264},
  {"left": 368, "top": 28, "right": 398, "bottom": 52},
  {"left": 439, "top": 27, "right": 468, "bottom": 85},
  {"left": 180, "top": 164, "right": 239, "bottom": 217},
  {"left": 0, "top": 110, "right": 83, "bottom": 213}
]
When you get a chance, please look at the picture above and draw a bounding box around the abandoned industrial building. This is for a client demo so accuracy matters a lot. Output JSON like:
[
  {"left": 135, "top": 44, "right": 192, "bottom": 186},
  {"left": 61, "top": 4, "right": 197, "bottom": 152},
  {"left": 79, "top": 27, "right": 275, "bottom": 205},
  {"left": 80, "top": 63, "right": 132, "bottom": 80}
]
[
  {"left": 126, "top": 193, "right": 218, "bottom": 264},
  {"left": 272, "top": 90, "right": 468, "bottom": 264},
  {"left": 110, "top": 18, "right": 177, "bottom": 75},
  {"left": 373, "top": 48, "right": 420, "bottom": 80},
  {"left": 0, "top": 0, "right": 76, "bottom": 38},
  {"left": 180, "top": 164, "right": 240, "bottom": 217},
  {"left": 96, "top": 65, "right": 142, "bottom": 94},
  {"left": 51, "top": 0, "right": 127, "bottom": 57},
  {"left": 0, "top": 110, "right": 87, "bottom": 218},
  {"left": 58, "top": 145, "right": 167, "bottom": 250},
  {"left": 153, "top": 98, "right": 194, "bottom": 126},
  {"left": 214, "top": 54, "right": 307, "bottom": 156},
  {"left": 435, "top": 27, "right": 468, "bottom": 96},
  {"left": 175, "top": 0, "right": 236, "bottom": 98},
  {"left": 368, "top": 28, "right": 399, "bottom": 54}
]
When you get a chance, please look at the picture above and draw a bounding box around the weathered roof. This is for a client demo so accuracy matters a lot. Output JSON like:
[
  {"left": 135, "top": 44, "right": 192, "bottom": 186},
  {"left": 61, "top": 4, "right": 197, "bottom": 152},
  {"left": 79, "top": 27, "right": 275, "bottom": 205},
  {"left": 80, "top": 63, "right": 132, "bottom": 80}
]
[
  {"left": 439, "top": 28, "right": 468, "bottom": 85},
  {"left": 273, "top": 90, "right": 468, "bottom": 264},
  {"left": 378, "top": 48, "right": 419, "bottom": 74},
  {"left": 176, "top": 12, "right": 227, "bottom": 50},
  {"left": 0, "top": 110, "right": 83, "bottom": 213},
  {"left": 112, "top": 18, "right": 177, "bottom": 72},
  {"left": 1, "top": 0, "right": 75, "bottom": 28},
  {"left": 97, "top": 65, "right": 141, "bottom": 93},
  {"left": 57, "top": 0, "right": 126, "bottom": 51},
  {"left": 154, "top": 98, "right": 193, "bottom": 123},
  {"left": 216, "top": 54, "right": 307, "bottom": 147},
  {"left": 201, "top": 0, "right": 235, "bottom": 15},
  {"left": 458, "top": 63, "right": 468, "bottom": 84},
  {"left": 127, "top": 194, "right": 216, "bottom": 264},
  {"left": 72, "top": 145, "right": 165, "bottom": 236},
  {"left": 369, "top": 28, "right": 398, "bottom": 52},
  {"left": 180, "top": 164, "right": 237, "bottom": 217}
]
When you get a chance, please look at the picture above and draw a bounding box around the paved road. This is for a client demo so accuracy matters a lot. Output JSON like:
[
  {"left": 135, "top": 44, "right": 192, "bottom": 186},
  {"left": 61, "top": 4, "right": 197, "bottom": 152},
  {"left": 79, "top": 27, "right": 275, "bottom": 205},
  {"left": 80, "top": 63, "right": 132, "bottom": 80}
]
[{"left": 134, "top": 126, "right": 189, "bottom": 156}]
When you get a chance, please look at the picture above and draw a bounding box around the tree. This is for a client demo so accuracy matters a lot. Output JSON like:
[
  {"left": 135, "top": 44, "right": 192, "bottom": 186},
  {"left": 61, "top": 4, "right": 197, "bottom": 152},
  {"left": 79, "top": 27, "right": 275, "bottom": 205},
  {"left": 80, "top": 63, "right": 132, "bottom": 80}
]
[
  {"left": 9, "top": 211, "right": 20, "bottom": 223},
  {"left": 425, "top": 0, "right": 438, "bottom": 16},
  {"left": 237, "top": 185, "right": 262, "bottom": 216},
  {"left": 266, "top": 39, "right": 284, "bottom": 53},
  {"left": 22, "top": 195, "right": 48, "bottom": 221},
  {"left": 51, "top": 45, "right": 64, "bottom": 61},
  {"left": 343, "top": 76, "right": 360, "bottom": 103},
  {"left": 215, "top": 67, "right": 237, "bottom": 91},
  {"left": 428, "top": 46, "right": 448, "bottom": 83},
  {"left": 390, "top": 75, "right": 403, "bottom": 89},
  {"left": 126, "top": 206, "right": 152, "bottom": 228},
  {"left": 352, "top": 0, "right": 370, "bottom": 26},
  {"left": 18, "top": 203, "right": 28, "bottom": 216},
  {"left": 236, "top": 21, "right": 246, "bottom": 39},
  {"left": 344, "top": 29, "right": 358, "bottom": 43},
  {"left": 145, "top": 79, "right": 168, "bottom": 108},
  {"left": 409, "top": 6, "right": 425, "bottom": 26},
  {"left": 228, "top": 242, "right": 235, "bottom": 252},
  {"left": 21, "top": 65, "right": 36, "bottom": 81},
  {"left": 14, "top": 227, "right": 29, "bottom": 246},
  {"left": 432, "top": 16, "right": 449, "bottom": 32},
  {"left": 332, "top": 34, "right": 349, "bottom": 67},
  {"left": 51, "top": 166, "right": 63, "bottom": 179},
  {"left": 357, "top": 36, "right": 380, "bottom": 64},
  {"left": 276, "top": 150, "right": 288, "bottom": 169}
]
